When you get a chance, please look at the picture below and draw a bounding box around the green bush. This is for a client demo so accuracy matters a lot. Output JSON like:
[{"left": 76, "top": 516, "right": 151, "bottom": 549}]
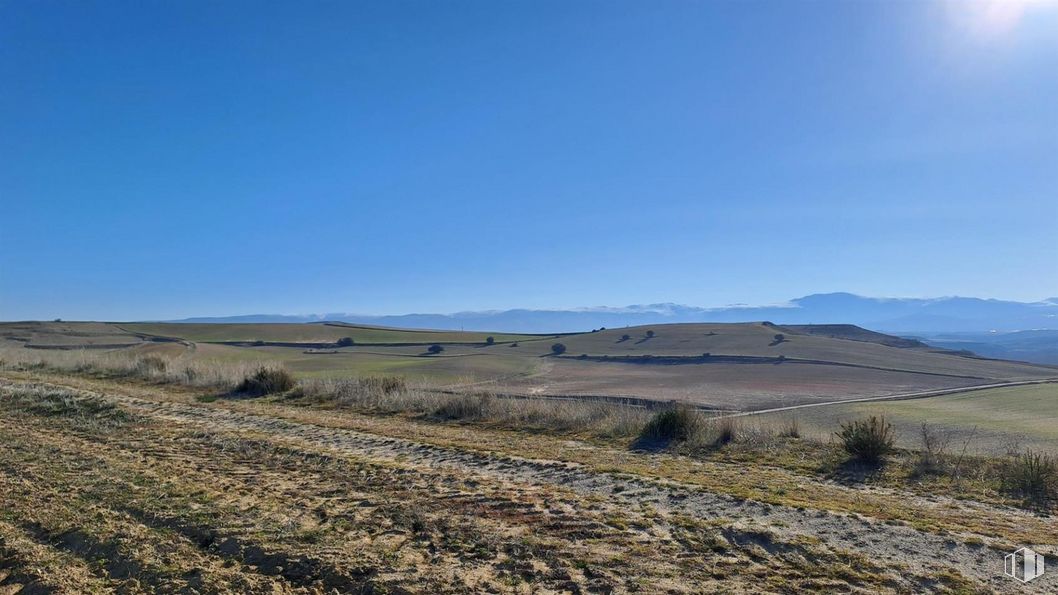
[
  {"left": 639, "top": 405, "right": 705, "bottom": 443},
  {"left": 836, "top": 416, "right": 895, "bottom": 464},
  {"left": 1002, "top": 451, "right": 1058, "bottom": 510},
  {"left": 551, "top": 343, "right": 567, "bottom": 355},
  {"left": 236, "top": 367, "right": 297, "bottom": 396},
  {"left": 427, "top": 344, "right": 444, "bottom": 354},
  {"left": 336, "top": 337, "right": 355, "bottom": 347},
  {"left": 485, "top": 336, "right": 495, "bottom": 345}
]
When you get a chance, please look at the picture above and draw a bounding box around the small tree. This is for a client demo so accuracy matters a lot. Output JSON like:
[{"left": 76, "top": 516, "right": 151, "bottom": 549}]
[
  {"left": 485, "top": 336, "right": 495, "bottom": 345},
  {"left": 551, "top": 343, "right": 567, "bottom": 355},
  {"left": 773, "top": 333, "right": 785, "bottom": 343},
  {"left": 336, "top": 337, "right": 355, "bottom": 347},
  {"left": 428, "top": 344, "right": 444, "bottom": 354},
  {"left": 645, "top": 330, "right": 655, "bottom": 338}
]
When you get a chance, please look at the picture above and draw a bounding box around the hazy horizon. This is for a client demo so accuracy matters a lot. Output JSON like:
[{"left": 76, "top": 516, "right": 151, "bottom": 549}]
[{"left": 3, "top": 1, "right": 1056, "bottom": 321}]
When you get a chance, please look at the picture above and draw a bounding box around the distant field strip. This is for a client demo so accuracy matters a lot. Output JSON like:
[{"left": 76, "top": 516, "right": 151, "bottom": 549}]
[
  {"left": 556, "top": 353, "right": 996, "bottom": 380},
  {"left": 729, "top": 378, "right": 1058, "bottom": 418}
]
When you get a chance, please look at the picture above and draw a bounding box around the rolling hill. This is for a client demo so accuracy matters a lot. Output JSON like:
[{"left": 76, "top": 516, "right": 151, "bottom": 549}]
[{"left": 2, "top": 320, "right": 1054, "bottom": 412}]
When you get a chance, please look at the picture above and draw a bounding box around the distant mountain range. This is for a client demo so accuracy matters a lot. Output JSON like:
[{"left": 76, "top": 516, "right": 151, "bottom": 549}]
[{"left": 170, "top": 293, "right": 1058, "bottom": 335}]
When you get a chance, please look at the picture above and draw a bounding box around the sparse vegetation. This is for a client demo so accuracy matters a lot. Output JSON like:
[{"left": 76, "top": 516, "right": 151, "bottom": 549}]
[
  {"left": 713, "top": 416, "right": 740, "bottom": 446},
  {"left": 3, "top": 384, "right": 137, "bottom": 429},
  {"left": 778, "top": 417, "right": 801, "bottom": 438},
  {"left": 1002, "top": 450, "right": 1058, "bottom": 510},
  {"left": 912, "top": 423, "right": 951, "bottom": 477},
  {"left": 837, "top": 416, "right": 896, "bottom": 464}
]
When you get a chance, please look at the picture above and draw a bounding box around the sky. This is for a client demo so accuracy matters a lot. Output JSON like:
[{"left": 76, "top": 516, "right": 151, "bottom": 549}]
[{"left": 2, "top": 0, "right": 1057, "bottom": 321}]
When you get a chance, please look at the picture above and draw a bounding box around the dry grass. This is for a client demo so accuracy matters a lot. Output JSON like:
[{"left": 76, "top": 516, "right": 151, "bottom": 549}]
[
  {"left": 0, "top": 346, "right": 269, "bottom": 390},
  {"left": 6, "top": 347, "right": 1057, "bottom": 518}
]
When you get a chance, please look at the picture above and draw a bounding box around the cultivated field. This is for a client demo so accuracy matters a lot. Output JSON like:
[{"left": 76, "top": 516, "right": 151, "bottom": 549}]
[
  {"left": 3, "top": 321, "right": 1054, "bottom": 411},
  {"left": 756, "top": 383, "right": 1058, "bottom": 454},
  {"left": 1, "top": 321, "right": 1058, "bottom": 593}
]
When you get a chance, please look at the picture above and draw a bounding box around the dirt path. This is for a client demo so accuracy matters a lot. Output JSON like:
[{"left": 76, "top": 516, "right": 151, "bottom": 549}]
[{"left": 4, "top": 376, "right": 1055, "bottom": 593}]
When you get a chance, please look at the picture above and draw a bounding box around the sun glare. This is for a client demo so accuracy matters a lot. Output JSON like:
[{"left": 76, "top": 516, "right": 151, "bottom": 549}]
[{"left": 947, "top": 0, "right": 1058, "bottom": 39}]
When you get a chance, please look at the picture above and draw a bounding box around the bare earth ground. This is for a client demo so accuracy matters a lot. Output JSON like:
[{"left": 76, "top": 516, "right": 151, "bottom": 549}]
[{"left": 2, "top": 371, "right": 1056, "bottom": 593}]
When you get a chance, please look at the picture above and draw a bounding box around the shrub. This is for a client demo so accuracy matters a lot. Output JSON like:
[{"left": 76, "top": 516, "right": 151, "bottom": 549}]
[
  {"left": 1002, "top": 451, "right": 1058, "bottom": 510},
  {"left": 836, "top": 416, "right": 895, "bottom": 464},
  {"left": 645, "top": 330, "right": 655, "bottom": 338},
  {"left": 551, "top": 343, "right": 567, "bottom": 355},
  {"left": 427, "top": 344, "right": 444, "bottom": 354},
  {"left": 639, "top": 405, "right": 705, "bottom": 443},
  {"left": 773, "top": 333, "right": 785, "bottom": 343},
  {"left": 510, "top": 342, "right": 518, "bottom": 347},
  {"left": 336, "top": 337, "right": 355, "bottom": 347},
  {"left": 485, "top": 336, "right": 495, "bottom": 345},
  {"left": 236, "top": 367, "right": 297, "bottom": 396},
  {"left": 621, "top": 334, "right": 631, "bottom": 341},
  {"left": 433, "top": 393, "right": 494, "bottom": 420}
]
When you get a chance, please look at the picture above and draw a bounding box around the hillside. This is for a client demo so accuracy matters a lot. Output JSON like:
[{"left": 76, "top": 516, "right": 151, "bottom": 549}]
[{"left": 2, "top": 320, "right": 1054, "bottom": 412}]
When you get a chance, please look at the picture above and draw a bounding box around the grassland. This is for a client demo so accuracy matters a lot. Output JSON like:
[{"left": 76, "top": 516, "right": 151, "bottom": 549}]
[
  {"left": 3, "top": 369, "right": 1056, "bottom": 592},
  {"left": 2, "top": 332, "right": 1058, "bottom": 592},
  {"left": 4, "top": 321, "right": 1055, "bottom": 413},
  {"left": 757, "top": 383, "right": 1058, "bottom": 454}
]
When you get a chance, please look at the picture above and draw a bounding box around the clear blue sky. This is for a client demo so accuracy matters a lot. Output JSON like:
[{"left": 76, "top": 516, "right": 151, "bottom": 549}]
[{"left": 2, "top": 1, "right": 1056, "bottom": 321}]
